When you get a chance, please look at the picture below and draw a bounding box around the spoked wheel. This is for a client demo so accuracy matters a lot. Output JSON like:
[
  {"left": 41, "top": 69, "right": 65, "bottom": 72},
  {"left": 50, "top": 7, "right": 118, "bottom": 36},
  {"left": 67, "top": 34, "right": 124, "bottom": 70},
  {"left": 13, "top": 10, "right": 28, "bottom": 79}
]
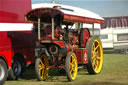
[
  {"left": 35, "top": 53, "right": 49, "bottom": 81},
  {"left": 86, "top": 37, "right": 103, "bottom": 74},
  {"left": 0, "top": 59, "right": 8, "bottom": 85},
  {"left": 65, "top": 52, "right": 78, "bottom": 81}
]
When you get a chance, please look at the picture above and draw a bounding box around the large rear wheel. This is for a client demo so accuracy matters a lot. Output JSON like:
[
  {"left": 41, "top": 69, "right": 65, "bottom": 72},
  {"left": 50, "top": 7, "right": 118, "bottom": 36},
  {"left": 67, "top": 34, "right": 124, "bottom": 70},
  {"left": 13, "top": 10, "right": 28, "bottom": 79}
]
[
  {"left": 35, "top": 53, "right": 49, "bottom": 81},
  {"left": 65, "top": 52, "right": 78, "bottom": 81},
  {"left": 0, "top": 59, "right": 8, "bottom": 85},
  {"left": 86, "top": 37, "right": 103, "bottom": 74}
]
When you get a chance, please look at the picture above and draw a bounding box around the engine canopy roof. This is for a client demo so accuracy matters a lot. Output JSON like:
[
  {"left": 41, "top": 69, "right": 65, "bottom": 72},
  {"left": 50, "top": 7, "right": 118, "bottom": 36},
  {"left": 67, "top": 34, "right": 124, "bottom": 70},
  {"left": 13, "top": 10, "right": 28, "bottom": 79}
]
[{"left": 25, "top": 3, "right": 104, "bottom": 24}]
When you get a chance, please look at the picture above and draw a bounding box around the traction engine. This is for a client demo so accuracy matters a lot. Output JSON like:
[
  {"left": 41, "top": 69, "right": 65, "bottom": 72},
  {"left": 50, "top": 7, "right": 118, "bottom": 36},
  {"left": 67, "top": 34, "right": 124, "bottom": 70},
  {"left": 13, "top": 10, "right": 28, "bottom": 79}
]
[{"left": 25, "top": 7, "right": 104, "bottom": 81}]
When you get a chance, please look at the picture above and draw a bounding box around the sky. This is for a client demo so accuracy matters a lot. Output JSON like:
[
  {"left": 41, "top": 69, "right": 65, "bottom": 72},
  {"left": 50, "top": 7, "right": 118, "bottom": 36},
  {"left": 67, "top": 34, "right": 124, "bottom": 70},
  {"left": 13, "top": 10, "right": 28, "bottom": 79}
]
[{"left": 32, "top": 0, "right": 128, "bottom": 17}]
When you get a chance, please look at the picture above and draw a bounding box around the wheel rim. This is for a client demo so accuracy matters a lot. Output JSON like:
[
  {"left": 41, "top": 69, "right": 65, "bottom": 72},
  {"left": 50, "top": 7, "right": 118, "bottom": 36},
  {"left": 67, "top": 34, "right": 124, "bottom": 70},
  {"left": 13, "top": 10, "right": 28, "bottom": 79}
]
[
  {"left": 39, "top": 54, "right": 49, "bottom": 80},
  {"left": 12, "top": 60, "right": 21, "bottom": 76},
  {"left": 0, "top": 65, "right": 5, "bottom": 81},
  {"left": 69, "top": 53, "right": 78, "bottom": 80},
  {"left": 92, "top": 39, "right": 103, "bottom": 73}
]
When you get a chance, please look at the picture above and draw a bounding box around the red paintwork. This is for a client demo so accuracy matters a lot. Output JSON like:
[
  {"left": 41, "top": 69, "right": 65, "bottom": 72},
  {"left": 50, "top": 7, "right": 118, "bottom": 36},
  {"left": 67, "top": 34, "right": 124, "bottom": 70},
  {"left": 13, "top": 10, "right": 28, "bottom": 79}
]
[
  {"left": 52, "top": 41, "right": 65, "bottom": 48},
  {"left": 0, "top": 0, "right": 35, "bottom": 67},
  {"left": 64, "top": 14, "right": 104, "bottom": 24},
  {"left": 74, "top": 49, "right": 88, "bottom": 64},
  {"left": 65, "top": 43, "right": 72, "bottom": 55},
  {"left": 0, "top": 31, "right": 35, "bottom": 67},
  {"left": 0, "top": 0, "right": 31, "bottom": 23},
  {"left": 74, "top": 50, "right": 83, "bottom": 64},
  {"left": 81, "top": 29, "right": 90, "bottom": 47}
]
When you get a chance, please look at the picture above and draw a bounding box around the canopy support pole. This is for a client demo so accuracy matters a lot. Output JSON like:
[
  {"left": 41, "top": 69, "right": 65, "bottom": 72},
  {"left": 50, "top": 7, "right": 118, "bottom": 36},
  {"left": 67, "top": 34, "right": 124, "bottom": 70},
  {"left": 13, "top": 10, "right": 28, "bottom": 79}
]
[
  {"left": 92, "top": 23, "right": 94, "bottom": 37},
  {"left": 52, "top": 18, "right": 54, "bottom": 40},
  {"left": 78, "top": 23, "right": 81, "bottom": 34},
  {"left": 38, "top": 18, "right": 41, "bottom": 40}
]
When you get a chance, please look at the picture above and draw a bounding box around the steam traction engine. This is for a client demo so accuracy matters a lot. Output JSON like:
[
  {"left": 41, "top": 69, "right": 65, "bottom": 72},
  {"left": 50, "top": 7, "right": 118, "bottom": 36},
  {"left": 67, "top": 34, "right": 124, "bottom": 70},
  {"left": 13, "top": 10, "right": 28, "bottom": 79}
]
[{"left": 25, "top": 4, "right": 104, "bottom": 81}]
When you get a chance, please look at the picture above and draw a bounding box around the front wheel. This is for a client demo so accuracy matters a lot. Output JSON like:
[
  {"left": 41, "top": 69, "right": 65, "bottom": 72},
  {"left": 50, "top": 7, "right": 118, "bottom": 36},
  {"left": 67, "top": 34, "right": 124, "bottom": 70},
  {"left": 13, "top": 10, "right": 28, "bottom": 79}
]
[
  {"left": 86, "top": 37, "right": 103, "bottom": 74},
  {"left": 35, "top": 53, "right": 49, "bottom": 81},
  {"left": 65, "top": 52, "right": 78, "bottom": 81},
  {"left": 0, "top": 59, "right": 8, "bottom": 85}
]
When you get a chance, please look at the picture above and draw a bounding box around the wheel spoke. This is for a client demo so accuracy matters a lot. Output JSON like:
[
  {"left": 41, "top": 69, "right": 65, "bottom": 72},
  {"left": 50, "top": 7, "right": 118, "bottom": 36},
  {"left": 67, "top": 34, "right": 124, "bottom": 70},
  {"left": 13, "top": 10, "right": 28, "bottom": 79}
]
[
  {"left": 70, "top": 70, "right": 73, "bottom": 77},
  {"left": 92, "top": 58, "right": 96, "bottom": 67},
  {"left": 70, "top": 63, "right": 73, "bottom": 71},
  {"left": 96, "top": 60, "right": 99, "bottom": 66},
  {"left": 72, "top": 59, "right": 75, "bottom": 64},
  {"left": 41, "top": 69, "right": 44, "bottom": 80},
  {"left": 41, "top": 68, "right": 44, "bottom": 77},
  {"left": 39, "top": 64, "right": 42, "bottom": 71},
  {"left": 39, "top": 66, "right": 44, "bottom": 77},
  {"left": 40, "top": 59, "right": 44, "bottom": 65},
  {"left": 94, "top": 45, "right": 99, "bottom": 51},
  {"left": 71, "top": 55, "right": 75, "bottom": 62},
  {"left": 71, "top": 55, "right": 76, "bottom": 77},
  {"left": 97, "top": 56, "right": 101, "bottom": 60},
  {"left": 94, "top": 64, "right": 98, "bottom": 70},
  {"left": 69, "top": 63, "right": 73, "bottom": 74},
  {"left": 92, "top": 54, "right": 95, "bottom": 59},
  {"left": 72, "top": 65, "right": 75, "bottom": 72},
  {"left": 92, "top": 56, "right": 96, "bottom": 62},
  {"left": 39, "top": 64, "right": 45, "bottom": 70},
  {"left": 43, "top": 70, "right": 46, "bottom": 79},
  {"left": 96, "top": 49, "right": 99, "bottom": 53},
  {"left": 71, "top": 57, "right": 76, "bottom": 72},
  {"left": 92, "top": 49, "right": 95, "bottom": 55}
]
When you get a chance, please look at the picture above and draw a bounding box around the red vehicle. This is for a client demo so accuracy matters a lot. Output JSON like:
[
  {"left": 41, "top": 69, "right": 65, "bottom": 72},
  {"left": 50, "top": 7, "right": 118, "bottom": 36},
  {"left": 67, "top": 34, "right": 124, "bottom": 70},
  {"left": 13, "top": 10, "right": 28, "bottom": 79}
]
[
  {"left": 0, "top": 0, "right": 35, "bottom": 84},
  {"left": 26, "top": 3, "right": 104, "bottom": 81}
]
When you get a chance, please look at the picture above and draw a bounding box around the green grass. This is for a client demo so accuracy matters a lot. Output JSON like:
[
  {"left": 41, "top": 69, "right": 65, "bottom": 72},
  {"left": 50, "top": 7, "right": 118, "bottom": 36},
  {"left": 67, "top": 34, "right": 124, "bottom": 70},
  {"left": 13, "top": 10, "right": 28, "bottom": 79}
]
[{"left": 5, "top": 50, "right": 128, "bottom": 85}]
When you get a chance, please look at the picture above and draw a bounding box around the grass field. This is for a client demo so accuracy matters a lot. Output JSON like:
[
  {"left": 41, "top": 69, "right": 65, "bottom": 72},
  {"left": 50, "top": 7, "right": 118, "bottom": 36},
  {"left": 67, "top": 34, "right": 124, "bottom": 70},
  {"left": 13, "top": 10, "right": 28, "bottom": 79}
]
[{"left": 4, "top": 50, "right": 128, "bottom": 85}]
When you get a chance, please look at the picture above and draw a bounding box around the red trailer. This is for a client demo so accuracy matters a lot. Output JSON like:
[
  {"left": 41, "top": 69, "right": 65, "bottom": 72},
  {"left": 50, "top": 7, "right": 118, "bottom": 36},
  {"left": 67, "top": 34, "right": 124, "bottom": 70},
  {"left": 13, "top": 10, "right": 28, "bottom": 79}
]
[{"left": 0, "top": 0, "right": 35, "bottom": 84}]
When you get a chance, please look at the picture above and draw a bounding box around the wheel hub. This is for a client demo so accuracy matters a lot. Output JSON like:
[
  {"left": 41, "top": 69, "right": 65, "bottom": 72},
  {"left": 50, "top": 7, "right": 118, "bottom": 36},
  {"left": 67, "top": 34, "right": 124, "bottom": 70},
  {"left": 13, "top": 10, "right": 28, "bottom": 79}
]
[{"left": 94, "top": 52, "right": 97, "bottom": 57}]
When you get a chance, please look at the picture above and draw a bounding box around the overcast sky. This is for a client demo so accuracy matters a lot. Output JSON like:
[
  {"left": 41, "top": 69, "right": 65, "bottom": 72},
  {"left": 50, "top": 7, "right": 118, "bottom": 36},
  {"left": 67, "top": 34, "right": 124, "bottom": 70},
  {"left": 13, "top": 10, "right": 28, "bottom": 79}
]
[{"left": 32, "top": 0, "right": 128, "bottom": 17}]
